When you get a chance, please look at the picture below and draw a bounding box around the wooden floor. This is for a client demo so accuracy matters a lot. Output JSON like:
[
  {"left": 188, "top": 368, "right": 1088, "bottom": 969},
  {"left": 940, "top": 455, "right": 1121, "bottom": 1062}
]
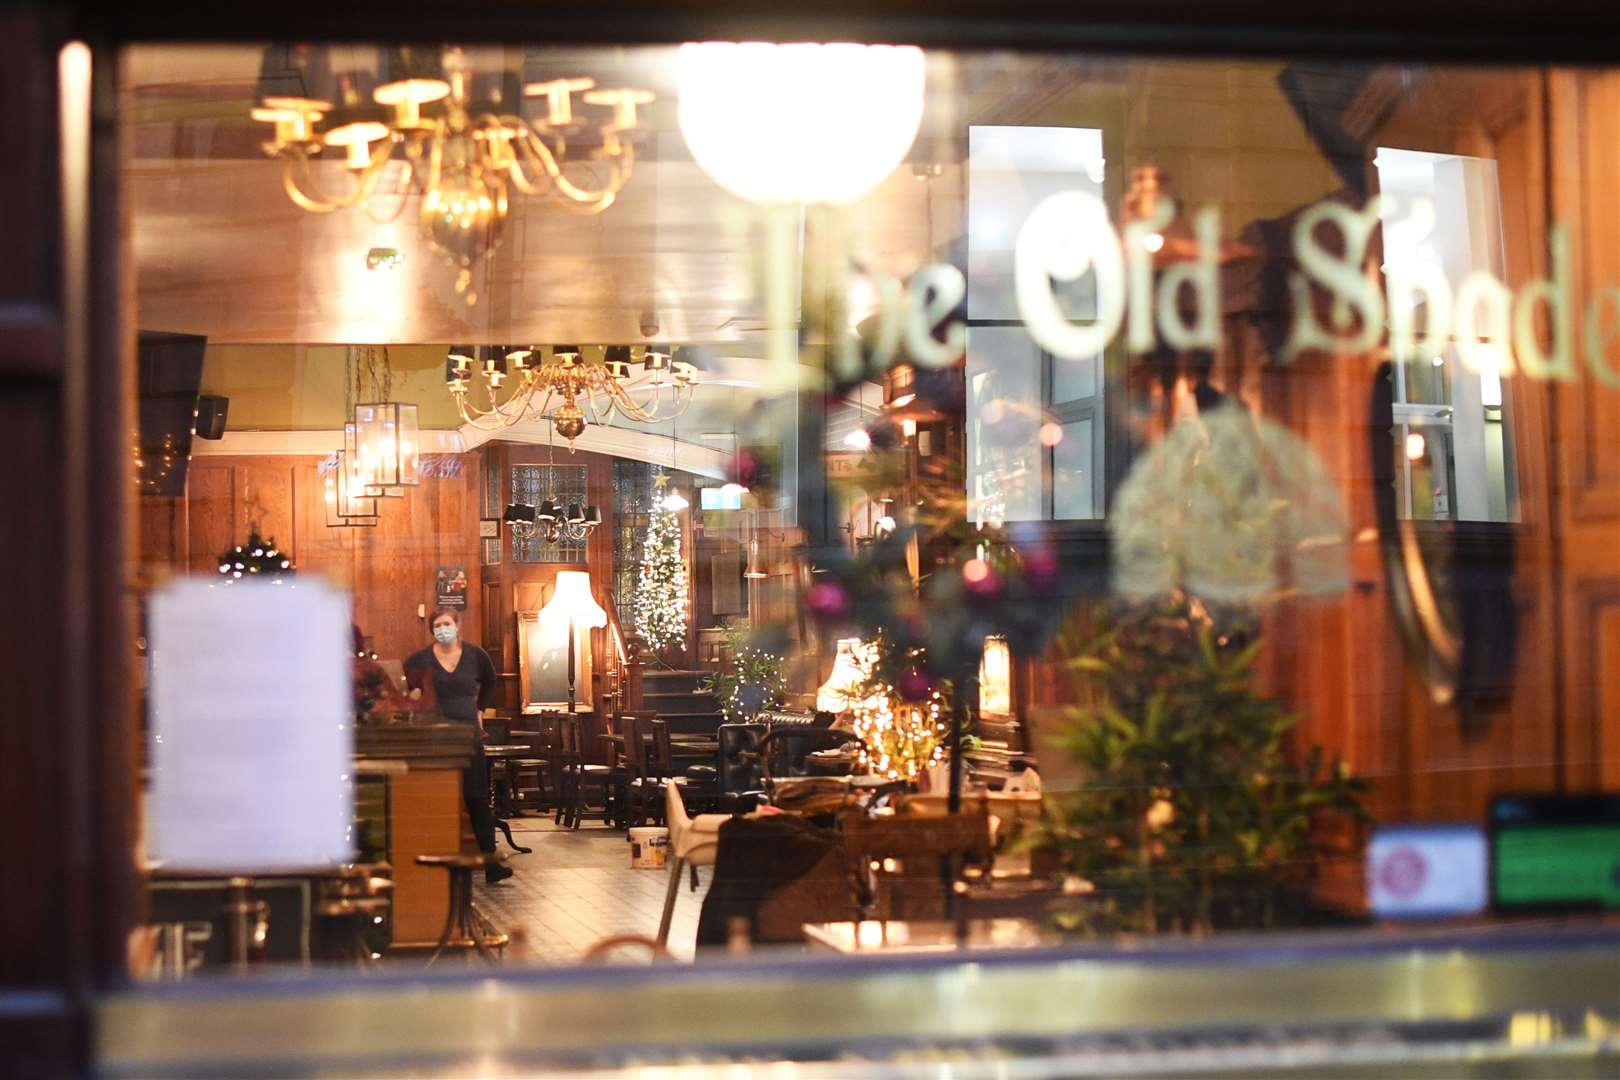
[{"left": 471, "top": 815, "right": 711, "bottom": 964}]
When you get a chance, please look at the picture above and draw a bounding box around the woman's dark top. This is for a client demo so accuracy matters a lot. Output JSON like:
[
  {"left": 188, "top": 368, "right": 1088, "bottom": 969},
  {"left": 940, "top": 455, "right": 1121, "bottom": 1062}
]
[{"left": 403, "top": 643, "right": 498, "bottom": 726}]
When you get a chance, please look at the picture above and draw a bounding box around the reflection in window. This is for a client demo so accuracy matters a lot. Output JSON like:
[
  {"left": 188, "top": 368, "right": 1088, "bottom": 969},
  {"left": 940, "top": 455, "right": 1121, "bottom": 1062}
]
[
  {"left": 1377, "top": 147, "right": 1519, "bottom": 522},
  {"left": 966, "top": 125, "right": 1107, "bottom": 524}
]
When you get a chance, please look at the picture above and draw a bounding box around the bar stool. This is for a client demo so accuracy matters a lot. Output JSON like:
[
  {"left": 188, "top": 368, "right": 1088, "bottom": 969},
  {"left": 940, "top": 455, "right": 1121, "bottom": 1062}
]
[
  {"left": 313, "top": 865, "right": 394, "bottom": 966},
  {"left": 313, "top": 896, "right": 391, "bottom": 967},
  {"left": 415, "top": 854, "right": 509, "bottom": 967}
]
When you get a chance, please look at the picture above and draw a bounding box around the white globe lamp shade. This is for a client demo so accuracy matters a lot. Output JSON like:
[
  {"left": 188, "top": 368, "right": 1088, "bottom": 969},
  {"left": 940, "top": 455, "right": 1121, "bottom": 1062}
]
[{"left": 677, "top": 42, "right": 926, "bottom": 206}]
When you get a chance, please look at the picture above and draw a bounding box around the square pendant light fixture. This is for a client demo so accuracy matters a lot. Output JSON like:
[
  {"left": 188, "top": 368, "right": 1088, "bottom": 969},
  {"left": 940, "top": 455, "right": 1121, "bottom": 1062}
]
[
  {"left": 353, "top": 401, "right": 420, "bottom": 497},
  {"left": 324, "top": 451, "right": 380, "bottom": 527},
  {"left": 324, "top": 424, "right": 380, "bottom": 528}
]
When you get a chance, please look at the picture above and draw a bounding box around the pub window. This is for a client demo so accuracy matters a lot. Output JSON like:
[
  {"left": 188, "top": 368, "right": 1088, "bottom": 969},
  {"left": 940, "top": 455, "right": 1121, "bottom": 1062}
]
[
  {"left": 966, "top": 125, "right": 1108, "bottom": 523},
  {"left": 1377, "top": 147, "right": 1520, "bottom": 522}
]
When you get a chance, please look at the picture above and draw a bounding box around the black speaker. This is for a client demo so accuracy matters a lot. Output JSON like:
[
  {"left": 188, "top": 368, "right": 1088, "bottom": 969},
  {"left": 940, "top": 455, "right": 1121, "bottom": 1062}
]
[{"left": 195, "top": 395, "right": 229, "bottom": 440}]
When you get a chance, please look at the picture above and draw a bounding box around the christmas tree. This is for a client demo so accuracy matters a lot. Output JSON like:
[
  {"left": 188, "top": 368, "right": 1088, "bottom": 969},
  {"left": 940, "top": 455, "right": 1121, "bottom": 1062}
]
[{"left": 633, "top": 477, "right": 689, "bottom": 655}]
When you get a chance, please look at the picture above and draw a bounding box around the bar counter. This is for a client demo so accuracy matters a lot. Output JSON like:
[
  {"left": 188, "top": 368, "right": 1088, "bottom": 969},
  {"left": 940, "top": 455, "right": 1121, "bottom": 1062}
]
[{"left": 354, "top": 724, "right": 475, "bottom": 947}]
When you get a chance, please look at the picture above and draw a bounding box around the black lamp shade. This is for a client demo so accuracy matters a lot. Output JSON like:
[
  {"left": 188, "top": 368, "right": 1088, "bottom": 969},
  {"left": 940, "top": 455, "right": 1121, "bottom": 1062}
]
[
  {"left": 469, "top": 67, "right": 524, "bottom": 113},
  {"left": 378, "top": 45, "right": 444, "bottom": 85},
  {"left": 503, "top": 503, "right": 538, "bottom": 525},
  {"left": 537, "top": 499, "right": 562, "bottom": 521},
  {"left": 256, "top": 43, "right": 337, "bottom": 108}
]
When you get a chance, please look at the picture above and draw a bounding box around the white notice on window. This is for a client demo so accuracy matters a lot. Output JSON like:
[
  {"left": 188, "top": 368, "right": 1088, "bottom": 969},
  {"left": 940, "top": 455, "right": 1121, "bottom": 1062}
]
[{"left": 147, "top": 579, "right": 353, "bottom": 871}]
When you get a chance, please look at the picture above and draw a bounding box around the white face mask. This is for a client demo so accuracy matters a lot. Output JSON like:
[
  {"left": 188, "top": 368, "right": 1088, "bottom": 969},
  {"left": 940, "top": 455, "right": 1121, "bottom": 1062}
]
[{"left": 433, "top": 624, "right": 458, "bottom": 646}]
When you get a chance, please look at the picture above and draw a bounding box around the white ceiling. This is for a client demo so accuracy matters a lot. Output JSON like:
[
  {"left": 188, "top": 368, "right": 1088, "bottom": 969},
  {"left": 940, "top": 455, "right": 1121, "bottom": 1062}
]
[{"left": 126, "top": 44, "right": 987, "bottom": 347}]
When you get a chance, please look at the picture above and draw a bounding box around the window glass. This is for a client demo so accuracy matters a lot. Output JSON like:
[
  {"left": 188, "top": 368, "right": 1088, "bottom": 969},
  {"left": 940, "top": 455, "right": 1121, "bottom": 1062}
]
[
  {"left": 1377, "top": 147, "right": 1519, "bottom": 521},
  {"left": 116, "top": 43, "right": 1620, "bottom": 1071}
]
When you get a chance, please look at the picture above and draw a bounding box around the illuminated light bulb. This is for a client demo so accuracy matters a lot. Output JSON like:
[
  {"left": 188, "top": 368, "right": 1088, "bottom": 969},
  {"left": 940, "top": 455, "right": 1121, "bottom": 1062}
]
[
  {"left": 1039, "top": 422, "right": 1064, "bottom": 447},
  {"left": 876, "top": 515, "right": 896, "bottom": 533},
  {"left": 1144, "top": 232, "right": 1165, "bottom": 253},
  {"left": 901, "top": 419, "right": 917, "bottom": 438},
  {"left": 962, "top": 557, "right": 991, "bottom": 584},
  {"left": 677, "top": 42, "right": 926, "bottom": 206},
  {"left": 1405, "top": 432, "right": 1426, "bottom": 461},
  {"left": 843, "top": 428, "right": 873, "bottom": 451},
  {"left": 1431, "top": 355, "right": 1445, "bottom": 367}
]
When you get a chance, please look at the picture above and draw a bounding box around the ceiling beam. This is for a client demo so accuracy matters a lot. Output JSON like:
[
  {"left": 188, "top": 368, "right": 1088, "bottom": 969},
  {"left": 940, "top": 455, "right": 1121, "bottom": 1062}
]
[{"left": 188, "top": 422, "right": 730, "bottom": 478}]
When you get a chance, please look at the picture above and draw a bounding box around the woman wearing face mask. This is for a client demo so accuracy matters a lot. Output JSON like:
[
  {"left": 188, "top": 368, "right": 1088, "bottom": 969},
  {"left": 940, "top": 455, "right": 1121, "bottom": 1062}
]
[{"left": 404, "top": 608, "right": 513, "bottom": 884}]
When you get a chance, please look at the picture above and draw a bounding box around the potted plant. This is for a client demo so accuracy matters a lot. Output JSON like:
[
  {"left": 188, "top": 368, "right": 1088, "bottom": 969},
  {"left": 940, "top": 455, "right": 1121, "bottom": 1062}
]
[
  {"left": 1039, "top": 591, "right": 1369, "bottom": 936},
  {"left": 703, "top": 626, "right": 788, "bottom": 722}
]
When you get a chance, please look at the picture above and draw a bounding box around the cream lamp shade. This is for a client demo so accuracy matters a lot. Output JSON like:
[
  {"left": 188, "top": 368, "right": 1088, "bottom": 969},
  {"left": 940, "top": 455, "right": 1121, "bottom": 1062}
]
[
  {"left": 540, "top": 570, "right": 608, "bottom": 629},
  {"left": 979, "top": 636, "right": 1012, "bottom": 716},
  {"left": 676, "top": 42, "right": 926, "bottom": 207},
  {"left": 816, "top": 637, "right": 874, "bottom": 713}
]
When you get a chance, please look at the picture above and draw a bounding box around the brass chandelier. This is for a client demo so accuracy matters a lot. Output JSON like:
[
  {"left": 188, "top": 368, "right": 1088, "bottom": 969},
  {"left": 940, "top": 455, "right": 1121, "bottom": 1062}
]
[
  {"left": 446, "top": 345, "right": 697, "bottom": 447},
  {"left": 251, "top": 45, "right": 651, "bottom": 301}
]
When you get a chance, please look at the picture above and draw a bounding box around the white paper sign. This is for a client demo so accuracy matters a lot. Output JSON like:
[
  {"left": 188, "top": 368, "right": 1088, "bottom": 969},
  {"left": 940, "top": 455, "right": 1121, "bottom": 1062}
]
[
  {"left": 1367, "top": 824, "right": 1488, "bottom": 920},
  {"left": 148, "top": 579, "right": 353, "bottom": 870}
]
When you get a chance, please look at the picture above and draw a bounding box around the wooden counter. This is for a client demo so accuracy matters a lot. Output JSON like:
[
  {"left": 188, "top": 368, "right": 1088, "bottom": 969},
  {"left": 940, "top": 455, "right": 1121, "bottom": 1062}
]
[{"left": 355, "top": 724, "right": 475, "bottom": 948}]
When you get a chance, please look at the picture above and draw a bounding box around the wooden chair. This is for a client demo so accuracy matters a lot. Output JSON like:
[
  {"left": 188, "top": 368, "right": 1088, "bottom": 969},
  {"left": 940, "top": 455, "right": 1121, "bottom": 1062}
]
[
  {"left": 555, "top": 713, "right": 614, "bottom": 830},
  {"left": 841, "top": 807, "right": 995, "bottom": 921},
  {"left": 623, "top": 715, "right": 674, "bottom": 829},
  {"left": 511, "top": 714, "right": 559, "bottom": 814},
  {"left": 761, "top": 727, "right": 865, "bottom": 784}
]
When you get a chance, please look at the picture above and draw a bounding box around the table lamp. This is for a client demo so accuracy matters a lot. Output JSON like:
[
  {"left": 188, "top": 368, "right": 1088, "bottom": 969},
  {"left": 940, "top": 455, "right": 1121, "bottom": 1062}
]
[
  {"left": 816, "top": 637, "right": 874, "bottom": 714},
  {"left": 540, "top": 570, "right": 608, "bottom": 713}
]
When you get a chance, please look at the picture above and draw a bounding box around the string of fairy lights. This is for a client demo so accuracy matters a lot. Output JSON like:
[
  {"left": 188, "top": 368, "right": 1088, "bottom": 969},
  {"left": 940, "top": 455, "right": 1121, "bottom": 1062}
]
[{"left": 847, "top": 682, "right": 947, "bottom": 783}]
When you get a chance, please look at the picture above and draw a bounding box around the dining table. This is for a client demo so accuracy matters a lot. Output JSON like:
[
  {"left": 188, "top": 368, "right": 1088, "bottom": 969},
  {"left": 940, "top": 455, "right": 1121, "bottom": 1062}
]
[
  {"left": 481, "top": 742, "right": 536, "bottom": 854},
  {"left": 801, "top": 917, "right": 1054, "bottom": 954}
]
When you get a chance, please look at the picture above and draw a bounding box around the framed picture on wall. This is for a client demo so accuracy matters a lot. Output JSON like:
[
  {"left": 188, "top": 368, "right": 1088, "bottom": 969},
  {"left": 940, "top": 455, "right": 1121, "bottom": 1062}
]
[
  {"left": 479, "top": 518, "right": 500, "bottom": 539},
  {"left": 516, "top": 609, "right": 594, "bottom": 714}
]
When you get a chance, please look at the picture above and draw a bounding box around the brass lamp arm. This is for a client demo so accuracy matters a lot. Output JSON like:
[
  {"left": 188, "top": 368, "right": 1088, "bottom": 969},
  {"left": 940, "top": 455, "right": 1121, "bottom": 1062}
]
[
  {"left": 278, "top": 139, "right": 397, "bottom": 214},
  {"left": 491, "top": 115, "right": 630, "bottom": 211}
]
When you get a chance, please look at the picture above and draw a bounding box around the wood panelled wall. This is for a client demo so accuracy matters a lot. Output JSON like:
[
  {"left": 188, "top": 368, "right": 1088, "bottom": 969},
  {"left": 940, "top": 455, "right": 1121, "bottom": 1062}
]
[
  {"left": 139, "top": 445, "right": 726, "bottom": 721},
  {"left": 1016, "top": 68, "right": 1620, "bottom": 860},
  {"left": 1256, "top": 68, "right": 1620, "bottom": 837},
  {"left": 138, "top": 454, "right": 483, "bottom": 666},
  {"left": 1549, "top": 70, "right": 1620, "bottom": 793}
]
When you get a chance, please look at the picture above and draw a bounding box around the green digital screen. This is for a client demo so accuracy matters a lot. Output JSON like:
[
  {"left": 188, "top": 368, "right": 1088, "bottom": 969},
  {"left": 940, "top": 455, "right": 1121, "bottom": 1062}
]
[{"left": 1493, "top": 825, "right": 1620, "bottom": 908}]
